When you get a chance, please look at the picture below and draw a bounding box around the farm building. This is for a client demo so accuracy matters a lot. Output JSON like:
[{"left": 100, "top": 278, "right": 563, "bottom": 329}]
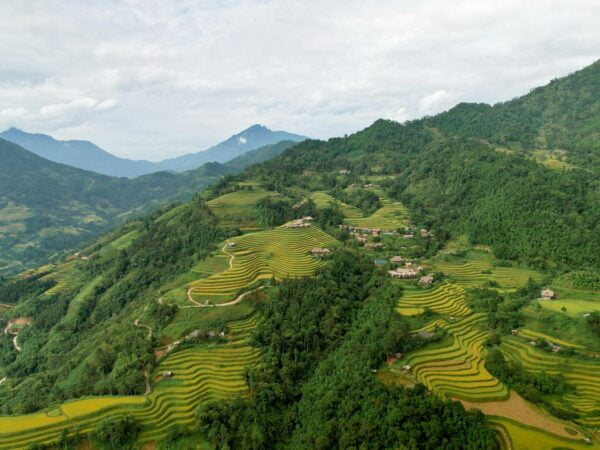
[
  {"left": 420, "top": 228, "right": 429, "bottom": 237},
  {"left": 374, "top": 258, "right": 387, "bottom": 266},
  {"left": 419, "top": 275, "right": 434, "bottom": 285},
  {"left": 402, "top": 234, "right": 415, "bottom": 239},
  {"left": 541, "top": 289, "right": 555, "bottom": 300},
  {"left": 162, "top": 371, "right": 173, "bottom": 378},
  {"left": 364, "top": 243, "right": 384, "bottom": 250},
  {"left": 388, "top": 268, "right": 419, "bottom": 279},
  {"left": 390, "top": 256, "right": 405, "bottom": 264},
  {"left": 302, "top": 216, "right": 314, "bottom": 222},
  {"left": 227, "top": 242, "right": 236, "bottom": 248},
  {"left": 338, "top": 169, "right": 350, "bottom": 174},
  {"left": 311, "top": 247, "right": 331, "bottom": 257}
]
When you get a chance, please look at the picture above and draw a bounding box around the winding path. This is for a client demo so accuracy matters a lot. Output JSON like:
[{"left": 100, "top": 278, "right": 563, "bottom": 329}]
[
  {"left": 183, "top": 286, "right": 265, "bottom": 309},
  {"left": 186, "top": 241, "right": 236, "bottom": 307},
  {"left": 142, "top": 370, "right": 152, "bottom": 396},
  {"left": 133, "top": 318, "right": 153, "bottom": 340}
]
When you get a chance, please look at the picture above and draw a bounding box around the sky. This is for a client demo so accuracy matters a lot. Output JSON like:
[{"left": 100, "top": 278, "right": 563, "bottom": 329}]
[{"left": 0, "top": 1, "right": 598, "bottom": 161}]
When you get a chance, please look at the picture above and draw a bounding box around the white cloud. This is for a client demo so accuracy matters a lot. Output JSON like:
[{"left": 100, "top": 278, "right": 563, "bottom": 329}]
[
  {"left": 0, "top": 0, "right": 598, "bottom": 159},
  {"left": 418, "top": 90, "right": 455, "bottom": 115}
]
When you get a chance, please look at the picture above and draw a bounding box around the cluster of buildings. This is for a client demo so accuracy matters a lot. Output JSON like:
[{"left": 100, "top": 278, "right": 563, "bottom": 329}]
[
  {"left": 67, "top": 252, "right": 89, "bottom": 261},
  {"left": 386, "top": 256, "right": 434, "bottom": 285},
  {"left": 284, "top": 216, "right": 314, "bottom": 229},
  {"left": 310, "top": 247, "right": 331, "bottom": 257}
]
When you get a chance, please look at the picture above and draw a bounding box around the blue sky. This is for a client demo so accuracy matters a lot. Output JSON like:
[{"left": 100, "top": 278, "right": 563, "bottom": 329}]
[{"left": 0, "top": 0, "right": 598, "bottom": 160}]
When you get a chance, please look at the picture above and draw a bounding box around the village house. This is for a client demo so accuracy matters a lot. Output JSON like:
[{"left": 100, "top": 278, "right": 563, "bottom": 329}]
[
  {"left": 338, "top": 169, "right": 350, "bottom": 174},
  {"left": 419, "top": 275, "right": 434, "bottom": 286},
  {"left": 511, "top": 329, "right": 519, "bottom": 335},
  {"left": 311, "top": 247, "right": 331, "bottom": 257},
  {"left": 390, "top": 256, "right": 405, "bottom": 264},
  {"left": 541, "top": 289, "right": 555, "bottom": 300},
  {"left": 302, "top": 216, "right": 314, "bottom": 222},
  {"left": 364, "top": 242, "right": 384, "bottom": 250},
  {"left": 227, "top": 242, "right": 236, "bottom": 248},
  {"left": 420, "top": 228, "right": 429, "bottom": 237},
  {"left": 402, "top": 234, "right": 415, "bottom": 239},
  {"left": 388, "top": 268, "right": 419, "bottom": 279},
  {"left": 285, "top": 219, "right": 310, "bottom": 228},
  {"left": 162, "top": 371, "right": 173, "bottom": 378}
]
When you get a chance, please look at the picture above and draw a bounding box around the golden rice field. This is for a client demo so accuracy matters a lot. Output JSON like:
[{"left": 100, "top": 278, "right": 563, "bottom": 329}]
[
  {"left": 344, "top": 193, "right": 408, "bottom": 230},
  {"left": 490, "top": 417, "right": 591, "bottom": 450},
  {"left": 500, "top": 337, "right": 600, "bottom": 427},
  {"left": 206, "top": 187, "right": 279, "bottom": 228},
  {"left": 397, "top": 283, "right": 471, "bottom": 318},
  {"left": 187, "top": 226, "right": 337, "bottom": 304},
  {"left": 308, "top": 191, "right": 363, "bottom": 218},
  {"left": 396, "top": 312, "right": 509, "bottom": 402},
  {"left": 0, "top": 314, "right": 261, "bottom": 449},
  {"left": 516, "top": 328, "right": 585, "bottom": 350},
  {"left": 431, "top": 251, "right": 543, "bottom": 289}
]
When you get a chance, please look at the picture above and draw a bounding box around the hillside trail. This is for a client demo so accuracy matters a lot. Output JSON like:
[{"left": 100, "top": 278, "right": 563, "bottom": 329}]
[
  {"left": 185, "top": 241, "right": 237, "bottom": 306},
  {"left": 3, "top": 318, "right": 30, "bottom": 352},
  {"left": 134, "top": 318, "right": 153, "bottom": 340},
  {"left": 184, "top": 286, "right": 265, "bottom": 309},
  {"left": 142, "top": 370, "right": 151, "bottom": 396}
]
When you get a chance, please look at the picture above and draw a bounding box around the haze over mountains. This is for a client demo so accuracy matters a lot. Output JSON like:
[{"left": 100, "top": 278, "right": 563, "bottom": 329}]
[{"left": 0, "top": 125, "right": 307, "bottom": 178}]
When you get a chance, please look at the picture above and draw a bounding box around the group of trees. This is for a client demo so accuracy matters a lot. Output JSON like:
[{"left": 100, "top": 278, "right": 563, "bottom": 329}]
[{"left": 468, "top": 279, "right": 542, "bottom": 333}]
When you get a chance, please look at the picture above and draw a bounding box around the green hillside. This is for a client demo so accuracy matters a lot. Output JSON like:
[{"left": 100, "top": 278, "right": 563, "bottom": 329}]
[{"left": 0, "top": 61, "right": 599, "bottom": 449}]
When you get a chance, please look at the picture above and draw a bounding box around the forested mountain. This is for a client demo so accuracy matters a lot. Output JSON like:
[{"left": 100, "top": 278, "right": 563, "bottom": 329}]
[
  {"left": 0, "top": 128, "right": 157, "bottom": 178},
  {"left": 244, "top": 61, "right": 600, "bottom": 269},
  {"left": 222, "top": 139, "right": 298, "bottom": 170},
  {"left": 1, "top": 125, "right": 307, "bottom": 177},
  {"left": 426, "top": 59, "right": 600, "bottom": 169}
]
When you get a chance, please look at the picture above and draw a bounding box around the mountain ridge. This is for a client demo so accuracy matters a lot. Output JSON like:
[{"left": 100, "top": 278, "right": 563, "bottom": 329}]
[{"left": 0, "top": 124, "right": 308, "bottom": 178}]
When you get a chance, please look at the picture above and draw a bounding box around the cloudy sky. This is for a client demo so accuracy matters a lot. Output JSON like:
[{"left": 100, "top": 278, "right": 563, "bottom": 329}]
[{"left": 0, "top": 1, "right": 598, "bottom": 160}]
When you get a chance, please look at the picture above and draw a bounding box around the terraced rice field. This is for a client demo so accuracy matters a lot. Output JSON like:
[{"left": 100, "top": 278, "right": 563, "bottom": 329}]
[
  {"left": 490, "top": 417, "right": 591, "bottom": 450},
  {"left": 206, "top": 188, "right": 279, "bottom": 228},
  {"left": 432, "top": 252, "right": 543, "bottom": 289},
  {"left": 309, "top": 191, "right": 363, "bottom": 218},
  {"left": 397, "top": 313, "right": 508, "bottom": 402},
  {"left": 397, "top": 313, "right": 508, "bottom": 401},
  {"left": 0, "top": 314, "right": 261, "bottom": 449},
  {"left": 516, "top": 328, "right": 585, "bottom": 350},
  {"left": 500, "top": 337, "right": 600, "bottom": 427},
  {"left": 188, "top": 226, "right": 337, "bottom": 304},
  {"left": 344, "top": 192, "right": 408, "bottom": 230},
  {"left": 397, "top": 283, "right": 471, "bottom": 318}
]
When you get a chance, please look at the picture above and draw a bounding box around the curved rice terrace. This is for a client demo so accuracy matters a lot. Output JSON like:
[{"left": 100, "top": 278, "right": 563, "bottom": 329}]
[
  {"left": 206, "top": 187, "right": 281, "bottom": 229},
  {"left": 391, "top": 251, "right": 597, "bottom": 447},
  {"left": 186, "top": 226, "right": 337, "bottom": 305},
  {"left": 0, "top": 314, "right": 261, "bottom": 449},
  {"left": 500, "top": 337, "right": 600, "bottom": 427},
  {"left": 397, "top": 283, "right": 471, "bottom": 318},
  {"left": 431, "top": 251, "right": 543, "bottom": 289},
  {"left": 397, "top": 313, "right": 509, "bottom": 402},
  {"left": 344, "top": 190, "right": 409, "bottom": 230}
]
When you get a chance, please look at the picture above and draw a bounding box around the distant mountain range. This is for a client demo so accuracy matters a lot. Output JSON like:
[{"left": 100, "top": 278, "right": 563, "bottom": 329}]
[
  {"left": 0, "top": 136, "right": 300, "bottom": 275},
  {"left": 0, "top": 124, "right": 307, "bottom": 178}
]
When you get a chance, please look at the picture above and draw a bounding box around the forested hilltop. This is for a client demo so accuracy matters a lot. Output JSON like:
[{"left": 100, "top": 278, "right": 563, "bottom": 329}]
[{"left": 243, "top": 60, "right": 600, "bottom": 269}]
